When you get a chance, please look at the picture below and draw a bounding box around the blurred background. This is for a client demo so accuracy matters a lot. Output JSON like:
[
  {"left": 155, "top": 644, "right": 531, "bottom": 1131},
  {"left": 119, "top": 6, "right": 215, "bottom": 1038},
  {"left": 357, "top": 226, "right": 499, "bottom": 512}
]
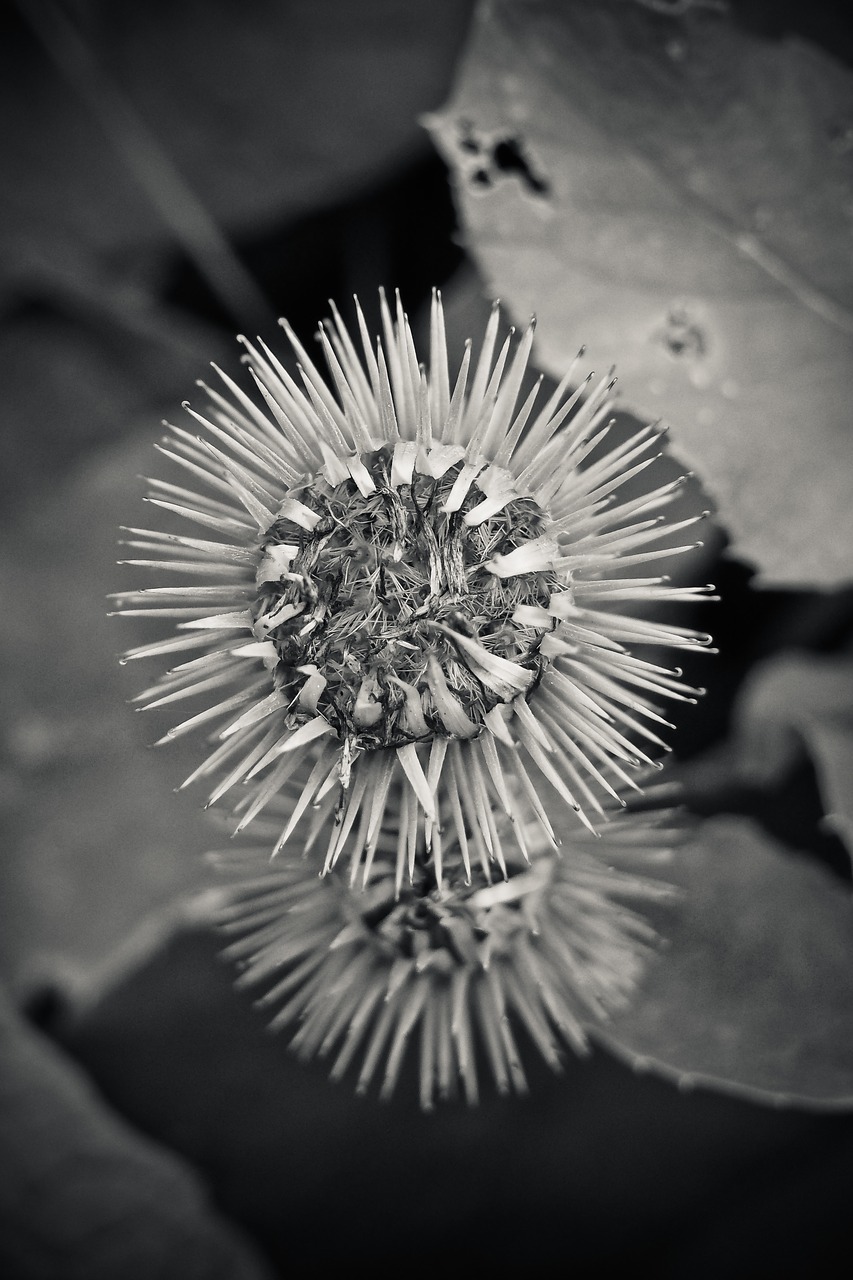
[{"left": 1, "top": 1, "right": 852, "bottom": 1275}]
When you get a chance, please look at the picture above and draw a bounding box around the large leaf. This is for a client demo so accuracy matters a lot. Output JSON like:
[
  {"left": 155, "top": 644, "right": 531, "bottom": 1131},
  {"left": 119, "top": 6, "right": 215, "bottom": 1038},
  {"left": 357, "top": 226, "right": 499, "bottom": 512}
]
[
  {"left": 595, "top": 814, "right": 853, "bottom": 1107},
  {"left": 427, "top": 0, "right": 853, "bottom": 585}
]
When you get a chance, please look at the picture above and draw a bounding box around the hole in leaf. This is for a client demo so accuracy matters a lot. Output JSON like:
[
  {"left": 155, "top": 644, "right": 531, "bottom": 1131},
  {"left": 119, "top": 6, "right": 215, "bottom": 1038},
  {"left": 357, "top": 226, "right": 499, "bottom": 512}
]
[
  {"left": 491, "top": 137, "right": 551, "bottom": 196},
  {"left": 660, "top": 306, "right": 707, "bottom": 359},
  {"left": 458, "top": 122, "right": 550, "bottom": 198}
]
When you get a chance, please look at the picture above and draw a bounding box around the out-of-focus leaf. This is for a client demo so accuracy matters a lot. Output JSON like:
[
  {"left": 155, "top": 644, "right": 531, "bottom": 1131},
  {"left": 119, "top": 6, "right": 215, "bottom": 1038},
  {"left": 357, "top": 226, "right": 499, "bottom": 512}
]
[
  {"left": 594, "top": 814, "right": 853, "bottom": 1108},
  {"left": 806, "top": 716, "right": 853, "bottom": 857},
  {"left": 427, "top": 0, "right": 853, "bottom": 585},
  {"left": 680, "top": 651, "right": 853, "bottom": 862},
  {"left": 0, "top": 434, "right": 220, "bottom": 998},
  {"left": 1, "top": 0, "right": 474, "bottom": 298},
  {"left": 0, "top": 296, "right": 229, "bottom": 512},
  {"left": 0, "top": 988, "right": 272, "bottom": 1280}
]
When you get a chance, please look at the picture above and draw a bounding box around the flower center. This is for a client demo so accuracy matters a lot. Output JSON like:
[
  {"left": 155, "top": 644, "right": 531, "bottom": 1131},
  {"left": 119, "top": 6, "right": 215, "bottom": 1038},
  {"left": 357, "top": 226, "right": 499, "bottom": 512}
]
[
  {"left": 338, "top": 841, "right": 543, "bottom": 968},
  {"left": 251, "top": 446, "right": 560, "bottom": 748}
]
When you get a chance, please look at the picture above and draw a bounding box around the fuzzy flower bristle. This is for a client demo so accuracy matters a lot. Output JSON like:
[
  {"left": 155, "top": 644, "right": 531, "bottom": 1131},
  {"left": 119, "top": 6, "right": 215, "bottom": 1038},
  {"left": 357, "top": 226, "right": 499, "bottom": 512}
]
[
  {"left": 116, "top": 289, "right": 714, "bottom": 881},
  {"left": 211, "top": 795, "right": 680, "bottom": 1107}
]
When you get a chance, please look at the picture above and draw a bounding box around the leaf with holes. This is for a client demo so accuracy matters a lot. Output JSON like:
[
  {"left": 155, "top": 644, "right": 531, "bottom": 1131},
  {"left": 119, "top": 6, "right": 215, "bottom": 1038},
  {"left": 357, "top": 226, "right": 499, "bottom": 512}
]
[{"left": 427, "top": 0, "right": 853, "bottom": 585}]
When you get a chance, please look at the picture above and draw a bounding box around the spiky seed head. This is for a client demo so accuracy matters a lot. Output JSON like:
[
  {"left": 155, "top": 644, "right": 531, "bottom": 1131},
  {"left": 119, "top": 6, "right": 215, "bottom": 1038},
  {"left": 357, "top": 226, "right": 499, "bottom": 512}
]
[
  {"left": 212, "top": 793, "right": 681, "bottom": 1107},
  {"left": 116, "top": 289, "right": 714, "bottom": 884}
]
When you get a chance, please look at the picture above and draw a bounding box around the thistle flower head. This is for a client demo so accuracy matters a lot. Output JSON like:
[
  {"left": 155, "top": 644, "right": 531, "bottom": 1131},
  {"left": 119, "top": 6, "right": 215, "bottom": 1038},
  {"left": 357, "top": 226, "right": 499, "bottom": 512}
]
[
  {"left": 212, "top": 792, "right": 680, "bottom": 1107},
  {"left": 117, "top": 289, "right": 713, "bottom": 885}
]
